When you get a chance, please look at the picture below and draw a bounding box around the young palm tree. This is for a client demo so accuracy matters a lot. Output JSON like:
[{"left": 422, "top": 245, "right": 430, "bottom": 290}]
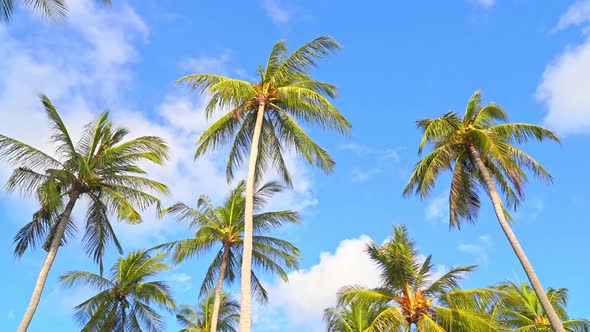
[
  {"left": 1, "top": 0, "right": 110, "bottom": 22},
  {"left": 324, "top": 299, "right": 393, "bottom": 332},
  {"left": 496, "top": 282, "right": 590, "bottom": 332},
  {"left": 402, "top": 91, "right": 564, "bottom": 331},
  {"left": 60, "top": 250, "right": 176, "bottom": 332},
  {"left": 176, "top": 291, "right": 240, "bottom": 332},
  {"left": 0, "top": 95, "right": 169, "bottom": 331},
  {"left": 339, "top": 225, "right": 499, "bottom": 332},
  {"left": 176, "top": 35, "right": 351, "bottom": 331},
  {"left": 158, "top": 180, "right": 299, "bottom": 332}
]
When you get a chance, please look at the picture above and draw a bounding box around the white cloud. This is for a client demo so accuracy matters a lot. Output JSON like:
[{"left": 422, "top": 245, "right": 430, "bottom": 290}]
[
  {"left": 7, "top": 309, "right": 14, "bottom": 320},
  {"left": 351, "top": 167, "right": 381, "bottom": 183},
  {"left": 260, "top": 0, "right": 291, "bottom": 24},
  {"left": 262, "top": 235, "right": 380, "bottom": 331},
  {"left": 168, "top": 272, "right": 194, "bottom": 291},
  {"left": 554, "top": 0, "right": 590, "bottom": 31},
  {"left": 458, "top": 235, "right": 492, "bottom": 265},
  {"left": 339, "top": 143, "right": 401, "bottom": 161},
  {"left": 536, "top": 2, "right": 590, "bottom": 135},
  {"left": 536, "top": 35, "right": 590, "bottom": 134},
  {"left": 426, "top": 193, "right": 447, "bottom": 223},
  {"left": 469, "top": 0, "right": 495, "bottom": 8},
  {"left": 181, "top": 53, "right": 232, "bottom": 76}
]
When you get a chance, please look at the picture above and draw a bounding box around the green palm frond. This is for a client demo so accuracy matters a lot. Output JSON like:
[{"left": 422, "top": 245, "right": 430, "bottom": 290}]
[
  {"left": 61, "top": 250, "right": 175, "bottom": 332},
  {"left": 404, "top": 90, "right": 559, "bottom": 228},
  {"left": 2, "top": 95, "right": 169, "bottom": 277}
]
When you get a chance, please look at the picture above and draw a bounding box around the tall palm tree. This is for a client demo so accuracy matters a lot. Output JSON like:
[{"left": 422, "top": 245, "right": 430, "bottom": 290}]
[
  {"left": 324, "top": 299, "right": 393, "bottom": 332},
  {"left": 158, "top": 180, "right": 300, "bottom": 332},
  {"left": 340, "top": 225, "right": 499, "bottom": 332},
  {"left": 1, "top": 0, "right": 111, "bottom": 22},
  {"left": 176, "top": 291, "right": 240, "bottom": 332},
  {"left": 60, "top": 250, "right": 176, "bottom": 332},
  {"left": 0, "top": 95, "right": 169, "bottom": 331},
  {"left": 402, "top": 91, "right": 564, "bottom": 331},
  {"left": 176, "top": 35, "right": 351, "bottom": 331},
  {"left": 496, "top": 282, "right": 590, "bottom": 332}
]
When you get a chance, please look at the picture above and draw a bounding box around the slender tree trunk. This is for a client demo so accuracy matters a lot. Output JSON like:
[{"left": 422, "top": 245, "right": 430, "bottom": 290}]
[
  {"left": 468, "top": 144, "right": 565, "bottom": 332},
  {"left": 210, "top": 244, "right": 230, "bottom": 332},
  {"left": 239, "top": 102, "right": 266, "bottom": 332},
  {"left": 17, "top": 192, "right": 80, "bottom": 332}
]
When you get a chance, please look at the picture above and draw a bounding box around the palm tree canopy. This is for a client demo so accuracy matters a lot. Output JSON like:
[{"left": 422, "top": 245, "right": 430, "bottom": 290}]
[
  {"left": 496, "top": 281, "right": 590, "bottom": 332},
  {"left": 60, "top": 250, "right": 176, "bottom": 332},
  {"left": 0, "top": 95, "right": 169, "bottom": 273},
  {"left": 176, "top": 291, "right": 240, "bottom": 332},
  {"left": 324, "top": 300, "right": 393, "bottom": 332},
  {"left": 339, "top": 225, "right": 499, "bottom": 331},
  {"left": 1, "top": 0, "right": 111, "bottom": 22},
  {"left": 403, "top": 90, "right": 560, "bottom": 228},
  {"left": 177, "top": 35, "right": 351, "bottom": 187},
  {"left": 157, "top": 180, "right": 300, "bottom": 303}
]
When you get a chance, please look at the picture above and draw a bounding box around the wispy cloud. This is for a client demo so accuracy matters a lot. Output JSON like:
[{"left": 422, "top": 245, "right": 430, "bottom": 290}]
[
  {"left": 554, "top": 0, "right": 590, "bottom": 31},
  {"left": 260, "top": 0, "right": 291, "bottom": 24},
  {"left": 469, "top": 0, "right": 495, "bottom": 8},
  {"left": 351, "top": 167, "right": 381, "bottom": 184},
  {"left": 426, "top": 192, "right": 448, "bottom": 223},
  {"left": 458, "top": 235, "right": 492, "bottom": 265},
  {"left": 339, "top": 143, "right": 402, "bottom": 161}
]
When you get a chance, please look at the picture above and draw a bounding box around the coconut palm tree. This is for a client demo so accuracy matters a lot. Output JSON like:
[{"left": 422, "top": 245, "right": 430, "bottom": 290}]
[
  {"left": 324, "top": 299, "right": 393, "bottom": 332},
  {"left": 0, "top": 95, "right": 169, "bottom": 331},
  {"left": 496, "top": 282, "right": 590, "bottom": 332},
  {"left": 157, "top": 180, "right": 299, "bottom": 332},
  {"left": 60, "top": 250, "right": 176, "bottom": 332},
  {"left": 176, "top": 35, "right": 350, "bottom": 331},
  {"left": 176, "top": 291, "right": 240, "bottom": 332},
  {"left": 1, "top": 0, "right": 111, "bottom": 22},
  {"left": 339, "top": 225, "right": 500, "bottom": 332},
  {"left": 402, "top": 91, "right": 564, "bottom": 331}
]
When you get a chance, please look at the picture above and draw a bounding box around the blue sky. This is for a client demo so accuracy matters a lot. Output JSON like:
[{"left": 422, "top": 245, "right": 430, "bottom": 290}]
[{"left": 1, "top": 0, "right": 589, "bottom": 331}]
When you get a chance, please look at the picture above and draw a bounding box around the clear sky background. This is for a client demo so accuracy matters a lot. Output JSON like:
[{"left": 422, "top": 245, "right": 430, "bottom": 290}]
[{"left": 1, "top": 0, "right": 589, "bottom": 331}]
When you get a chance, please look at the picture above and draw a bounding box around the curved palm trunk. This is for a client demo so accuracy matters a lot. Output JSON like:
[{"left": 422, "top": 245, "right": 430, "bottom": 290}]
[
  {"left": 239, "top": 102, "right": 266, "bottom": 332},
  {"left": 468, "top": 144, "right": 565, "bottom": 332},
  {"left": 17, "top": 192, "right": 80, "bottom": 332},
  {"left": 210, "top": 244, "right": 230, "bottom": 332}
]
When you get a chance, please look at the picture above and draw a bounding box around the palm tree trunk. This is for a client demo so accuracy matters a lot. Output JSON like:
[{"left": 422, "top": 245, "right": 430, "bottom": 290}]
[
  {"left": 468, "top": 144, "right": 565, "bottom": 332},
  {"left": 210, "top": 244, "right": 230, "bottom": 332},
  {"left": 239, "top": 102, "right": 266, "bottom": 332},
  {"left": 17, "top": 191, "right": 79, "bottom": 332}
]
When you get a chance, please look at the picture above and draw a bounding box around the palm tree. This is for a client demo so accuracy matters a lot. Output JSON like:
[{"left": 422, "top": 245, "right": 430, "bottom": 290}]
[
  {"left": 0, "top": 95, "right": 169, "bottom": 331},
  {"left": 176, "top": 291, "right": 240, "bottom": 332},
  {"left": 402, "top": 90, "right": 565, "bottom": 331},
  {"left": 176, "top": 35, "right": 351, "bottom": 331},
  {"left": 340, "top": 225, "right": 499, "bottom": 332},
  {"left": 1, "top": 0, "right": 111, "bottom": 22},
  {"left": 60, "top": 250, "right": 176, "bottom": 331},
  {"left": 324, "top": 300, "right": 393, "bottom": 332},
  {"left": 158, "top": 180, "right": 300, "bottom": 332},
  {"left": 496, "top": 282, "right": 590, "bottom": 332}
]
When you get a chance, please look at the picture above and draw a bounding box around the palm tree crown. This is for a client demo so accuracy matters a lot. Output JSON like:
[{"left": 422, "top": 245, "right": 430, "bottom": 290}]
[
  {"left": 177, "top": 35, "right": 351, "bottom": 186},
  {"left": 160, "top": 180, "right": 300, "bottom": 302},
  {"left": 496, "top": 282, "right": 590, "bottom": 332},
  {"left": 324, "top": 299, "right": 392, "bottom": 332},
  {"left": 60, "top": 250, "right": 176, "bottom": 332},
  {"left": 403, "top": 90, "right": 559, "bottom": 228},
  {"left": 1, "top": 95, "right": 169, "bottom": 271},
  {"left": 176, "top": 291, "right": 240, "bottom": 332},
  {"left": 339, "top": 225, "right": 498, "bottom": 331}
]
